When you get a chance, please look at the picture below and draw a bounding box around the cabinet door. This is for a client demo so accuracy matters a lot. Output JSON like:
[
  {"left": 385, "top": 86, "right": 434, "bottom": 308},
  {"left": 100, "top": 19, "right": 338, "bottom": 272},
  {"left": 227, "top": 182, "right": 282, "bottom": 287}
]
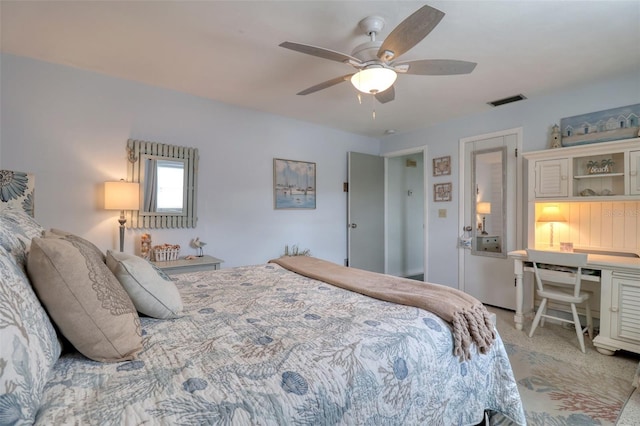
[
  {"left": 610, "top": 272, "right": 640, "bottom": 344},
  {"left": 630, "top": 150, "right": 640, "bottom": 195},
  {"left": 535, "top": 158, "right": 568, "bottom": 198}
]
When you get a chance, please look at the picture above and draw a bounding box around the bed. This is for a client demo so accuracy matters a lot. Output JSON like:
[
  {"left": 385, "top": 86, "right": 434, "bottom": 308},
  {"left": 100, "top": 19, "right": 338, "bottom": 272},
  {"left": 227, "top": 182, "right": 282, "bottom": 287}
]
[{"left": 0, "top": 170, "right": 525, "bottom": 425}]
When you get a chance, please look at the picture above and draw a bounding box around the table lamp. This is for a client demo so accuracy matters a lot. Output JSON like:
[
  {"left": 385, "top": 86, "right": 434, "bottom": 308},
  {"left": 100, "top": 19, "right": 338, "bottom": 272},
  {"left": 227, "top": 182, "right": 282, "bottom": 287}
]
[
  {"left": 476, "top": 202, "right": 492, "bottom": 235},
  {"left": 104, "top": 180, "right": 140, "bottom": 252},
  {"left": 537, "top": 205, "right": 566, "bottom": 247}
]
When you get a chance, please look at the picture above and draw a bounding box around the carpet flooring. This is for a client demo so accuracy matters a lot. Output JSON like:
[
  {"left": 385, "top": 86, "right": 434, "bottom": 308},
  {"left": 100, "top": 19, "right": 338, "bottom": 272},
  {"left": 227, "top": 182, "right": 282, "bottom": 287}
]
[{"left": 488, "top": 306, "right": 640, "bottom": 425}]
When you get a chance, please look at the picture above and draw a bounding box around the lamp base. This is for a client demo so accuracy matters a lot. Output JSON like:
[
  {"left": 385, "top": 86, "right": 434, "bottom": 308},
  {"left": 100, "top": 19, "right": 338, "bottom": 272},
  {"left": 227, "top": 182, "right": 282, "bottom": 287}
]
[{"left": 118, "top": 212, "right": 126, "bottom": 252}]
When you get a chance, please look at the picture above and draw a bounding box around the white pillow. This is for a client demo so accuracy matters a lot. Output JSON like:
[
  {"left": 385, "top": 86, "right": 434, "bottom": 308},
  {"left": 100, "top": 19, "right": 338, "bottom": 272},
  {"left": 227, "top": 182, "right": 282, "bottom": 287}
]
[{"left": 106, "top": 250, "right": 183, "bottom": 319}]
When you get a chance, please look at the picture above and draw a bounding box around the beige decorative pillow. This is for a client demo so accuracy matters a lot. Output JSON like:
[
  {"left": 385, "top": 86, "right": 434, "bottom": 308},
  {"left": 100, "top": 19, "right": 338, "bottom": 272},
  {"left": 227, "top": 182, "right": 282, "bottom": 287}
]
[
  {"left": 27, "top": 237, "right": 142, "bottom": 362},
  {"left": 106, "top": 250, "right": 183, "bottom": 319},
  {"left": 44, "top": 228, "right": 105, "bottom": 262}
]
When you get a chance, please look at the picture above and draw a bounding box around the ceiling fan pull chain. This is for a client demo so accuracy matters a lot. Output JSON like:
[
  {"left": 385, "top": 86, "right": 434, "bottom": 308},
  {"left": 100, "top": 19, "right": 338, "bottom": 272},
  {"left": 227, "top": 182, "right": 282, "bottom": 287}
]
[{"left": 372, "top": 94, "right": 376, "bottom": 120}]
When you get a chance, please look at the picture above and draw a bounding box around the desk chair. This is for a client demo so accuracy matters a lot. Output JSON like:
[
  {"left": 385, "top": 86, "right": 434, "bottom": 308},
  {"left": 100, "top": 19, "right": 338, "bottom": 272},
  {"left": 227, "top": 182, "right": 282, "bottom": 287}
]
[{"left": 526, "top": 249, "right": 593, "bottom": 353}]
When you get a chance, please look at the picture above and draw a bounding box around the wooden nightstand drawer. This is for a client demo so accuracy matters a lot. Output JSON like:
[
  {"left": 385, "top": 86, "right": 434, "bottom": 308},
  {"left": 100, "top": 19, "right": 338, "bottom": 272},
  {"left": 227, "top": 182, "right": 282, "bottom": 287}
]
[{"left": 152, "top": 255, "right": 223, "bottom": 275}]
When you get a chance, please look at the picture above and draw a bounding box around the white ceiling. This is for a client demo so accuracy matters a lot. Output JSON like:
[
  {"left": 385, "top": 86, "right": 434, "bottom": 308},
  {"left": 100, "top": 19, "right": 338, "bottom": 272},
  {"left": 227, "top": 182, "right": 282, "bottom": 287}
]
[{"left": 1, "top": 1, "right": 639, "bottom": 138}]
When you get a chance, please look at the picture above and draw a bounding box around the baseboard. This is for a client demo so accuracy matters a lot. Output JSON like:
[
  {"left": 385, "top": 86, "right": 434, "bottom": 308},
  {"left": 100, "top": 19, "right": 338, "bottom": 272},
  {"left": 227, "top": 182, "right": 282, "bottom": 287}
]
[{"left": 403, "top": 269, "right": 424, "bottom": 278}]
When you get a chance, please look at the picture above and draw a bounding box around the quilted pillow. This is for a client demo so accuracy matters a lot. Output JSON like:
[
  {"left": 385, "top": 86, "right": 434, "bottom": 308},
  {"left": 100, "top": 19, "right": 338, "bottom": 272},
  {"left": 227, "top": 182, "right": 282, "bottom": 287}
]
[
  {"left": 0, "top": 246, "right": 62, "bottom": 424},
  {"left": 0, "top": 207, "right": 45, "bottom": 266},
  {"left": 27, "top": 237, "right": 142, "bottom": 363},
  {"left": 106, "top": 250, "right": 183, "bottom": 319}
]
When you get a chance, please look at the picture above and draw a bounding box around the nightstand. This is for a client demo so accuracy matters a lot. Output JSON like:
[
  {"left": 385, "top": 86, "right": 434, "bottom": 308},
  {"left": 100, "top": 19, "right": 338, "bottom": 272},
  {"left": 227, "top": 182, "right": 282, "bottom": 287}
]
[{"left": 152, "top": 255, "right": 223, "bottom": 275}]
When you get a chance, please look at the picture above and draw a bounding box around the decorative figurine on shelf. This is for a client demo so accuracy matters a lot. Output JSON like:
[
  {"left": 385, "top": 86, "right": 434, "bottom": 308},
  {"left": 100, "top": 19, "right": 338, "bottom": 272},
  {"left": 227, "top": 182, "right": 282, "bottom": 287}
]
[
  {"left": 191, "top": 237, "right": 207, "bottom": 257},
  {"left": 140, "top": 233, "right": 152, "bottom": 260},
  {"left": 550, "top": 124, "right": 561, "bottom": 149}
]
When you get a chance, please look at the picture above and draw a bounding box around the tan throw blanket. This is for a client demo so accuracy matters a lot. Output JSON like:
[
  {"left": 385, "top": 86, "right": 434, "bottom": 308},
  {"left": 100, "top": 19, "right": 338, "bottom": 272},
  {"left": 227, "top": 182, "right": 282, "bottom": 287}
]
[{"left": 269, "top": 256, "right": 496, "bottom": 361}]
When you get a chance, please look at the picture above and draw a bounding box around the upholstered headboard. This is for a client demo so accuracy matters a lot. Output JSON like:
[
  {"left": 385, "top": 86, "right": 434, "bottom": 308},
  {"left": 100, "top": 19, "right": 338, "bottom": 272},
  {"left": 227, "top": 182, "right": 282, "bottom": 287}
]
[{"left": 0, "top": 170, "right": 35, "bottom": 217}]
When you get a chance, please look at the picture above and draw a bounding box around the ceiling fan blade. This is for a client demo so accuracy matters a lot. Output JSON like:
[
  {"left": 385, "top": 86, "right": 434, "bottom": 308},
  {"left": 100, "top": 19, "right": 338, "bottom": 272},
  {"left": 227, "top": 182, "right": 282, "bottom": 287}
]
[
  {"left": 297, "top": 74, "right": 355, "bottom": 95},
  {"left": 280, "top": 41, "right": 362, "bottom": 64},
  {"left": 375, "top": 86, "right": 395, "bottom": 104},
  {"left": 377, "top": 5, "right": 445, "bottom": 61},
  {"left": 395, "top": 59, "right": 477, "bottom": 75}
]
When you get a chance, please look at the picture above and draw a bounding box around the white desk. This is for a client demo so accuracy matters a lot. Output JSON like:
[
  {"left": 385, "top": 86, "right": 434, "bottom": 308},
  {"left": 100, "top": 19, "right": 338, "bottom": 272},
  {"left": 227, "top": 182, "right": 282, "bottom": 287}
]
[{"left": 508, "top": 249, "right": 640, "bottom": 355}]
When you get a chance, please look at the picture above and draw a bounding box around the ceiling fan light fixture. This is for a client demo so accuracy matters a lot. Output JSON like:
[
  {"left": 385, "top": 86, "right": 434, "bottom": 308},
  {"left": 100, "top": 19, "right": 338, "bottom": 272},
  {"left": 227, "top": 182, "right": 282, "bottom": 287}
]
[{"left": 350, "top": 67, "right": 397, "bottom": 94}]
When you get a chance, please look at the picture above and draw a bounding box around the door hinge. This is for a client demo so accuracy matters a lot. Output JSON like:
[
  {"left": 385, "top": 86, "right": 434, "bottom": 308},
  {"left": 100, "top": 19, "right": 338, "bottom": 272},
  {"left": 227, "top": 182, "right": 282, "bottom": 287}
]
[
  {"left": 514, "top": 277, "right": 517, "bottom": 287},
  {"left": 343, "top": 182, "right": 348, "bottom": 192},
  {"left": 515, "top": 148, "right": 518, "bottom": 157}
]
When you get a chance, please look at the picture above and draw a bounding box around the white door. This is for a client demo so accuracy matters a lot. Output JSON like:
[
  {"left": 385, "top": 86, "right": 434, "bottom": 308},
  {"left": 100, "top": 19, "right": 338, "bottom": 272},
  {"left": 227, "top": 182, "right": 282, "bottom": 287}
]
[
  {"left": 459, "top": 129, "right": 522, "bottom": 310},
  {"left": 347, "top": 152, "right": 384, "bottom": 273}
]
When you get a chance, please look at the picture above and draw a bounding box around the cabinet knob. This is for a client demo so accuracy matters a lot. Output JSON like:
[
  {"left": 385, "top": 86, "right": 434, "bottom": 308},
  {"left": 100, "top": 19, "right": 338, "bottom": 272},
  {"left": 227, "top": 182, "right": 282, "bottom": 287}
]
[
  {"left": 561, "top": 175, "right": 568, "bottom": 180},
  {"left": 610, "top": 306, "right": 619, "bottom": 312}
]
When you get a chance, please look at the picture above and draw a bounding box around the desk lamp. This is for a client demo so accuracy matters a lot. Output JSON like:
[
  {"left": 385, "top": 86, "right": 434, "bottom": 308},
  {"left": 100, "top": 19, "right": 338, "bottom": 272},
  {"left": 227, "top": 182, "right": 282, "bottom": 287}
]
[
  {"left": 104, "top": 180, "right": 140, "bottom": 252},
  {"left": 537, "top": 205, "right": 566, "bottom": 248},
  {"left": 476, "top": 202, "right": 492, "bottom": 235}
]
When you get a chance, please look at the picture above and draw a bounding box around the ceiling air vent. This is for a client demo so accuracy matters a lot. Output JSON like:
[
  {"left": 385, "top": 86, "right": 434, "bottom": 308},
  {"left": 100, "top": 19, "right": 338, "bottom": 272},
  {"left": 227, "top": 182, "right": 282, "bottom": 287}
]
[{"left": 487, "top": 94, "right": 527, "bottom": 107}]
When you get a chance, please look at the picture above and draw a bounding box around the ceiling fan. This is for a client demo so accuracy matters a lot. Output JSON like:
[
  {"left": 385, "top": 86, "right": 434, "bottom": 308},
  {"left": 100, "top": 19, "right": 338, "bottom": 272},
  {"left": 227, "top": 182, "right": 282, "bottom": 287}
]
[{"left": 279, "top": 5, "right": 476, "bottom": 104}]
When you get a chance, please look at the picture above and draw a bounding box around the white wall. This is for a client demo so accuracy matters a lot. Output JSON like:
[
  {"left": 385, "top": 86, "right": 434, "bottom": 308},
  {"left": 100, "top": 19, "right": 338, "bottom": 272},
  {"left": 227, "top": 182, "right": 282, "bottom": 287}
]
[
  {"left": 381, "top": 71, "right": 640, "bottom": 287},
  {"left": 0, "top": 54, "right": 380, "bottom": 267},
  {"left": 2, "top": 54, "right": 637, "bottom": 277}
]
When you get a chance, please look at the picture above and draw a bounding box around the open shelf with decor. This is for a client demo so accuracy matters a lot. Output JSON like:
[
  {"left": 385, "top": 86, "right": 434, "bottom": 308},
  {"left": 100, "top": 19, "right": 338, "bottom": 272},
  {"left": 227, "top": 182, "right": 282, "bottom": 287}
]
[{"left": 572, "top": 152, "right": 625, "bottom": 197}]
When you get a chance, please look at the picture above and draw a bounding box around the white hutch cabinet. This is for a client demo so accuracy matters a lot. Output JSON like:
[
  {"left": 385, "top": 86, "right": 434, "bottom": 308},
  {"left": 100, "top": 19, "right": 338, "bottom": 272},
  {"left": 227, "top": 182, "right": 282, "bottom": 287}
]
[{"left": 526, "top": 138, "right": 640, "bottom": 202}]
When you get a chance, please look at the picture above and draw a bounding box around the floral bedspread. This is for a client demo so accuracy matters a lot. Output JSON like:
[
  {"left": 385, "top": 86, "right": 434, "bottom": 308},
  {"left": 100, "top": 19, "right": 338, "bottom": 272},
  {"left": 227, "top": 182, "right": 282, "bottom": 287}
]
[{"left": 35, "top": 263, "right": 525, "bottom": 425}]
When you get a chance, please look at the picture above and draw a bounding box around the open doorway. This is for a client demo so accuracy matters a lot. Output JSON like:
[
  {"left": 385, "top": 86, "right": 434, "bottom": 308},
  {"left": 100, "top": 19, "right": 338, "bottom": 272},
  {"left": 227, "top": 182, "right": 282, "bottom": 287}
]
[
  {"left": 347, "top": 147, "right": 427, "bottom": 279},
  {"left": 385, "top": 147, "right": 428, "bottom": 281}
]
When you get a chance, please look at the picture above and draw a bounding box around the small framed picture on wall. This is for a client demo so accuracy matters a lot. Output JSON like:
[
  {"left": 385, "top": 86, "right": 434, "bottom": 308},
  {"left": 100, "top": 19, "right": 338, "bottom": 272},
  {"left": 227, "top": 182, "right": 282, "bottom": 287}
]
[
  {"left": 433, "top": 156, "right": 451, "bottom": 176},
  {"left": 273, "top": 158, "right": 316, "bottom": 209},
  {"left": 433, "top": 182, "right": 452, "bottom": 202}
]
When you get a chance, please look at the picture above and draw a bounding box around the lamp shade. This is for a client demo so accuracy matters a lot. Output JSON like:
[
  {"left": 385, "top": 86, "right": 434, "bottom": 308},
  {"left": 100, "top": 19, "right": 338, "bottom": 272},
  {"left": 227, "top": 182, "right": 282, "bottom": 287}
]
[
  {"left": 537, "top": 205, "right": 566, "bottom": 223},
  {"left": 104, "top": 181, "right": 140, "bottom": 211},
  {"left": 476, "top": 202, "right": 492, "bottom": 215},
  {"left": 350, "top": 67, "right": 397, "bottom": 94}
]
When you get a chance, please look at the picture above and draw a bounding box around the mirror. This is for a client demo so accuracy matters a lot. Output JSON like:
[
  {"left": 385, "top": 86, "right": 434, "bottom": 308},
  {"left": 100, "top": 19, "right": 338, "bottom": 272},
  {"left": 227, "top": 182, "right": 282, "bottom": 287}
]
[
  {"left": 141, "top": 157, "right": 186, "bottom": 214},
  {"left": 471, "top": 146, "right": 507, "bottom": 258},
  {"left": 127, "top": 139, "right": 198, "bottom": 228}
]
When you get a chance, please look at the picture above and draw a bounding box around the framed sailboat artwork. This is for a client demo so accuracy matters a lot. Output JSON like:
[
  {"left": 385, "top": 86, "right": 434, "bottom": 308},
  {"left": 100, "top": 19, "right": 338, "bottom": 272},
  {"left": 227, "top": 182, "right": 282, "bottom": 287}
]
[{"left": 273, "top": 158, "right": 316, "bottom": 209}]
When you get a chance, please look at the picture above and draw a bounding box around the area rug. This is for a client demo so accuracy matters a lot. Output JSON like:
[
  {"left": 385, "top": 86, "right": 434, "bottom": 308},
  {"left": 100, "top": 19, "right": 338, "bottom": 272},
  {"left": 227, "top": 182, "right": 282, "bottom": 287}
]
[{"left": 503, "top": 341, "right": 634, "bottom": 425}]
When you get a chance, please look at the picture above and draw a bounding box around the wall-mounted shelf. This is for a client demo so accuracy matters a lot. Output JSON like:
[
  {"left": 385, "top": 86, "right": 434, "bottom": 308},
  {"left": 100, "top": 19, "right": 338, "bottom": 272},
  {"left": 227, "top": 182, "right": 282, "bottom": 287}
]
[{"left": 574, "top": 173, "right": 624, "bottom": 179}]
